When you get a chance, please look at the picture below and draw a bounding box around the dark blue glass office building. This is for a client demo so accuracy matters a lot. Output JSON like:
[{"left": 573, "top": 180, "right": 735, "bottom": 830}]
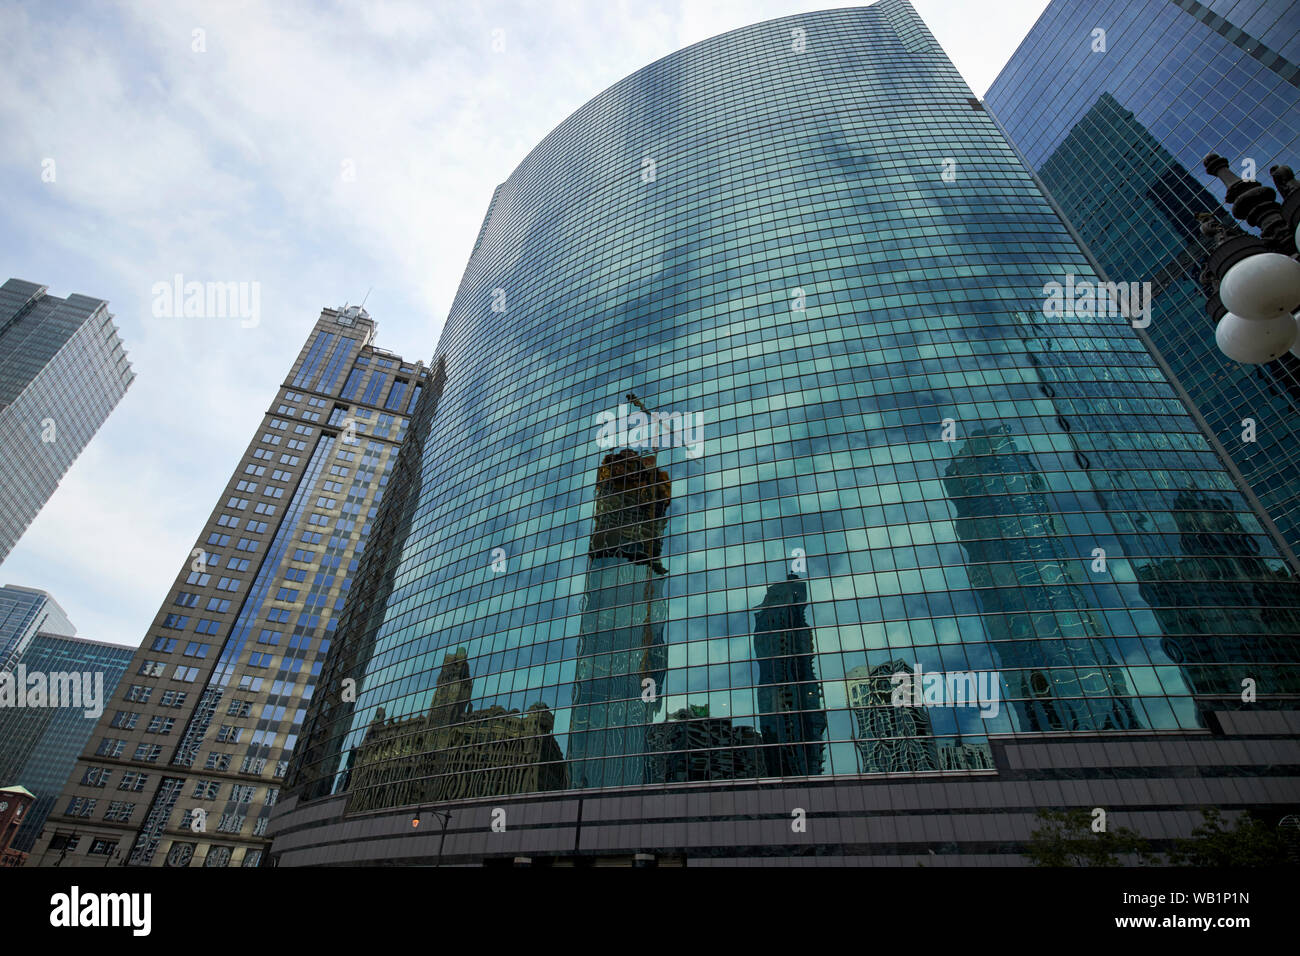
[
  {"left": 986, "top": 0, "right": 1300, "bottom": 558},
  {"left": 272, "top": 1, "right": 1300, "bottom": 865},
  {"left": 0, "top": 633, "right": 132, "bottom": 854}
]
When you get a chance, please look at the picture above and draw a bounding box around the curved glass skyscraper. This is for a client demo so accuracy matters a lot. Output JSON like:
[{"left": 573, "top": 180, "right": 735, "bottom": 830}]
[{"left": 273, "top": 1, "right": 1300, "bottom": 865}]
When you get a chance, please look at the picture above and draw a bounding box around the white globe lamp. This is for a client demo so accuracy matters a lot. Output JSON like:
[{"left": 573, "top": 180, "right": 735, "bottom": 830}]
[
  {"left": 1219, "top": 252, "right": 1300, "bottom": 320},
  {"left": 1216, "top": 310, "right": 1297, "bottom": 363}
]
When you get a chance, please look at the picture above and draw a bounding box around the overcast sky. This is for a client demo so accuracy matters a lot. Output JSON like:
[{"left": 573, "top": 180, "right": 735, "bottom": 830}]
[{"left": 0, "top": 0, "right": 1050, "bottom": 647}]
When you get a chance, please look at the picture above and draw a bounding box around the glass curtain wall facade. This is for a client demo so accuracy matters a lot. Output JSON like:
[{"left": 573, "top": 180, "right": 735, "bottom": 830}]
[
  {"left": 0, "top": 278, "right": 134, "bottom": 563},
  {"left": 985, "top": 0, "right": 1300, "bottom": 555},
  {"left": 276, "top": 1, "right": 1300, "bottom": 864},
  {"left": 0, "top": 584, "right": 77, "bottom": 672},
  {"left": 0, "top": 634, "right": 132, "bottom": 852}
]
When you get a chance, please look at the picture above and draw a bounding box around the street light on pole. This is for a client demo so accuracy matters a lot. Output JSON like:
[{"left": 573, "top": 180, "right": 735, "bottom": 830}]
[
  {"left": 1196, "top": 156, "right": 1300, "bottom": 364},
  {"left": 411, "top": 807, "right": 452, "bottom": 866}
]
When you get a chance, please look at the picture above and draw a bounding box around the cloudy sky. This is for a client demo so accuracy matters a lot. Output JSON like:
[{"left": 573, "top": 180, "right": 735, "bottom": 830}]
[{"left": 0, "top": 0, "right": 1050, "bottom": 647}]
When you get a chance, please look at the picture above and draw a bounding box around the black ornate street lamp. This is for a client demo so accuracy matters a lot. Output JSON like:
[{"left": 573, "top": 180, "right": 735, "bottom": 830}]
[
  {"left": 1197, "top": 155, "right": 1300, "bottom": 364},
  {"left": 411, "top": 807, "right": 452, "bottom": 866}
]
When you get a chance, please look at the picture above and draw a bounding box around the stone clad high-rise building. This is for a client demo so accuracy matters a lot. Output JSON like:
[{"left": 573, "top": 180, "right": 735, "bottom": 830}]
[
  {"left": 273, "top": 2, "right": 1300, "bottom": 865},
  {"left": 32, "top": 303, "right": 430, "bottom": 867},
  {"left": 0, "top": 278, "right": 134, "bottom": 563}
]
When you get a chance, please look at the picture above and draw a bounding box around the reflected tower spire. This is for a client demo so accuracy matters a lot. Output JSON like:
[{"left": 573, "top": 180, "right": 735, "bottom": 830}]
[{"left": 568, "top": 448, "right": 671, "bottom": 789}]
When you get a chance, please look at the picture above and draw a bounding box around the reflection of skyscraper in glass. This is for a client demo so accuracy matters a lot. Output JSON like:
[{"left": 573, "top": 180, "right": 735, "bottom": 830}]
[
  {"left": 753, "top": 575, "right": 825, "bottom": 777},
  {"left": 568, "top": 449, "right": 670, "bottom": 789},
  {"left": 645, "top": 705, "right": 763, "bottom": 783},
  {"left": 346, "top": 649, "right": 565, "bottom": 810},
  {"left": 847, "top": 662, "right": 939, "bottom": 773},
  {"left": 943, "top": 426, "right": 1138, "bottom": 733},
  {"left": 938, "top": 743, "right": 993, "bottom": 772},
  {"left": 1137, "top": 489, "right": 1300, "bottom": 701}
]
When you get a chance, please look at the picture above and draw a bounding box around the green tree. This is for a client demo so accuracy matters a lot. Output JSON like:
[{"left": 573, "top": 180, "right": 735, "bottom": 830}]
[
  {"left": 1166, "top": 809, "right": 1293, "bottom": 867},
  {"left": 1025, "top": 808, "right": 1156, "bottom": 866}
]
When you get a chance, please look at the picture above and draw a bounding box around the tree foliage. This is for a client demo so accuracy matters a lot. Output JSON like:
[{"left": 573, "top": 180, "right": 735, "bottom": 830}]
[
  {"left": 1027, "top": 806, "right": 1296, "bottom": 866},
  {"left": 1025, "top": 808, "right": 1155, "bottom": 866},
  {"left": 1164, "top": 808, "right": 1292, "bottom": 867}
]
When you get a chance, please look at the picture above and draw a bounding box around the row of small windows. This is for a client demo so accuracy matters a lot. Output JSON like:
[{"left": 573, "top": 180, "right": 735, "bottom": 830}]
[
  {"left": 64, "top": 798, "right": 135, "bottom": 821},
  {"left": 253, "top": 442, "right": 306, "bottom": 458},
  {"left": 93, "top": 739, "right": 164, "bottom": 763},
  {"left": 205, "top": 534, "right": 261, "bottom": 553},
  {"left": 149, "top": 637, "right": 211, "bottom": 657},
  {"left": 224, "top": 496, "right": 279, "bottom": 516},
  {"left": 128, "top": 661, "right": 201, "bottom": 683},
  {"left": 214, "top": 515, "right": 270, "bottom": 535},
  {"left": 115, "top": 688, "right": 188, "bottom": 711}
]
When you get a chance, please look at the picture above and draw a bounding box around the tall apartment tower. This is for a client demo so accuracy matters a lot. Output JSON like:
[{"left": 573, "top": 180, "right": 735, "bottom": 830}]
[
  {"left": 274, "top": 2, "right": 1300, "bottom": 865},
  {"left": 985, "top": 0, "right": 1300, "bottom": 556},
  {"left": 0, "top": 278, "right": 134, "bottom": 563},
  {"left": 32, "top": 303, "right": 428, "bottom": 867}
]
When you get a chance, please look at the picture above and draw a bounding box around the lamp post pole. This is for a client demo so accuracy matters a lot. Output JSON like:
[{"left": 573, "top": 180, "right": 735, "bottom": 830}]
[
  {"left": 436, "top": 810, "right": 451, "bottom": 868},
  {"left": 413, "top": 807, "right": 452, "bottom": 866}
]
